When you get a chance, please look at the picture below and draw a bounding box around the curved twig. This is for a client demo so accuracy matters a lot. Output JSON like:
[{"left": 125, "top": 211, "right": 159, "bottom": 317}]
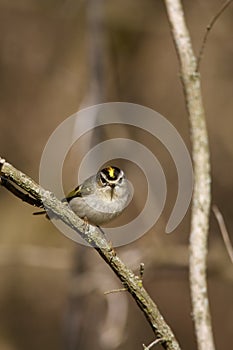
[{"left": 196, "top": 0, "right": 233, "bottom": 72}]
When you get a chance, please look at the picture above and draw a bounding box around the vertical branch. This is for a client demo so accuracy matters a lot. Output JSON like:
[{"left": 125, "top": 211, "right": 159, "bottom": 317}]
[
  {"left": 164, "top": 1, "right": 215, "bottom": 350},
  {"left": 65, "top": 2, "right": 107, "bottom": 348},
  {"left": 86, "top": 0, "right": 106, "bottom": 103}
]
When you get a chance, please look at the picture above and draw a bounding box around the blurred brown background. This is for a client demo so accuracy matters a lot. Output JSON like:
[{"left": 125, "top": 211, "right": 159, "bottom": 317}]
[{"left": 0, "top": 1, "right": 232, "bottom": 349}]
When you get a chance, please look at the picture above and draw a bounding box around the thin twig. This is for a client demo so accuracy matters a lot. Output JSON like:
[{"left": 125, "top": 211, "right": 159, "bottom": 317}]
[
  {"left": 196, "top": 0, "right": 233, "bottom": 71},
  {"left": 140, "top": 262, "right": 145, "bottom": 279},
  {"left": 0, "top": 158, "right": 181, "bottom": 350},
  {"left": 164, "top": 1, "right": 215, "bottom": 350},
  {"left": 212, "top": 205, "right": 233, "bottom": 264},
  {"left": 104, "top": 288, "right": 127, "bottom": 295},
  {"left": 143, "top": 338, "right": 163, "bottom": 350}
]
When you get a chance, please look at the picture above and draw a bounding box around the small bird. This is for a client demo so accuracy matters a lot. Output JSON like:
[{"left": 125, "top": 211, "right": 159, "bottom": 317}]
[{"left": 35, "top": 166, "right": 130, "bottom": 226}]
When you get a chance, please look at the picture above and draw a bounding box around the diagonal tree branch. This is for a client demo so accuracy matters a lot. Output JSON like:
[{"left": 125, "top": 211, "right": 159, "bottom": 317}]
[
  {"left": 0, "top": 157, "right": 181, "bottom": 350},
  {"left": 0, "top": 176, "right": 43, "bottom": 207},
  {"left": 164, "top": 1, "right": 215, "bottom": 350}
]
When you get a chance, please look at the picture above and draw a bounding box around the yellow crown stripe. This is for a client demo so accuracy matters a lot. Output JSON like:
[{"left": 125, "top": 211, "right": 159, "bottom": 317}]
[{"left": 107, "top": 167, "right": 115, "bottom": 178}]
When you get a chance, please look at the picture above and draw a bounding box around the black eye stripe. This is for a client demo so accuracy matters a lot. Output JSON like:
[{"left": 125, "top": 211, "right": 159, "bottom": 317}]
[{"left": 99, "top": 172, "right": 108, "bottom": 185}]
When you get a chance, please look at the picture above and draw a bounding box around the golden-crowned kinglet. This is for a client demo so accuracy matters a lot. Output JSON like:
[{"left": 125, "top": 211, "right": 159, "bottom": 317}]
[{"left": 35, "top": 166, "right": 130, "bottom": 226}]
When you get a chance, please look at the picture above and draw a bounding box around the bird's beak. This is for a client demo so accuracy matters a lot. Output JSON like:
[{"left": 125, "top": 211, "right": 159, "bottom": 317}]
[{"left": 110, "top": 184, "right": 115, "bottom": 200}]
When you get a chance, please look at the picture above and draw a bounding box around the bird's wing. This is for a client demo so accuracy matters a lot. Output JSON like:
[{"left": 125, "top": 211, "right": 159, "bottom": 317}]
[{"left": 64, "top": 185, "right": 83, "bottom": 202}]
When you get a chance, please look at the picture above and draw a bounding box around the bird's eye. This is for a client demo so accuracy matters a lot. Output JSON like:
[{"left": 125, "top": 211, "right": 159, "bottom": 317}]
[{"left": 117, "top": 176, "right": 123, "bottom": 184}]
